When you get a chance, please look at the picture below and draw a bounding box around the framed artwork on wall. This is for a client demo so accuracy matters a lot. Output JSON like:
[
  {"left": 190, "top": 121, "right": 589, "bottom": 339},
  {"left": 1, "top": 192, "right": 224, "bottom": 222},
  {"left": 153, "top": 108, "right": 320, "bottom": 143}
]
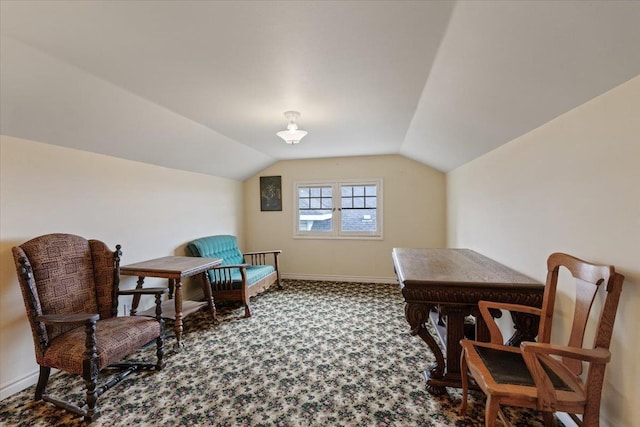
[{"left": 260, "top": 176, "right": 282, "bottom": 211}]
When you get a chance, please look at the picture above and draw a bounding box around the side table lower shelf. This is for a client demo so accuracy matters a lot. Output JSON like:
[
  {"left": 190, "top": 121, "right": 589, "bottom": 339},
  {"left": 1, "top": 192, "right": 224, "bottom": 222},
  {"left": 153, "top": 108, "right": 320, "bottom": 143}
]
[{"left": 137, "top": 299, "right": 208, "bottom": 320}]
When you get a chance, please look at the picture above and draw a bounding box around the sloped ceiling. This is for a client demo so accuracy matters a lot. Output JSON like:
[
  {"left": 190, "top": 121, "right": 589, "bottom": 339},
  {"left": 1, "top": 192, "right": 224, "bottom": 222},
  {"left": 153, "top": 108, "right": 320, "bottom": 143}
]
[{"left": 1, "top": 1, "right": 639, "bottom": 180}]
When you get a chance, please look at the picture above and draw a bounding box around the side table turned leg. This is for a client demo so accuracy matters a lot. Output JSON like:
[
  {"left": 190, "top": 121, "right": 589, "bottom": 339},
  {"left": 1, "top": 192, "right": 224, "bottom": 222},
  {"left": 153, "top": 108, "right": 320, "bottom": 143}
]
[
  {"left": 129, "top": 276, "right": 145, "bottom": 316},
  {"left": 172, "top": 279, "right": 184, "bottom": 348},
  {"left": 200, "top": 272, "right": 217, "bottom": 323}
]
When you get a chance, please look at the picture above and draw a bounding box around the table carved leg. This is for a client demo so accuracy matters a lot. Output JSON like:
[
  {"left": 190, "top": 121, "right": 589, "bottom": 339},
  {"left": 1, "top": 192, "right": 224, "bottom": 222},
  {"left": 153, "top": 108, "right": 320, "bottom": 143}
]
[
  {"left": 442, "top": 305, "right": 466, "bottom": 377},
  {"left": 405, "top": 302, "right": 447, "bottom": 395},
  {"left": 406, "top": 302, "right": 523, "bottom": 395},
  {"left": 506, "top": 311, "right": 540, "bottom": 346}
]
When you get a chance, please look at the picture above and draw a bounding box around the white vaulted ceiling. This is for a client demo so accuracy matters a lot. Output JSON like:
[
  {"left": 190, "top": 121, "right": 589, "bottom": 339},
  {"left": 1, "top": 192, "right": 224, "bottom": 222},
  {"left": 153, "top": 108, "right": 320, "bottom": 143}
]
[{"left": 1, "top": 1, "right": 639, "bottom": 180}]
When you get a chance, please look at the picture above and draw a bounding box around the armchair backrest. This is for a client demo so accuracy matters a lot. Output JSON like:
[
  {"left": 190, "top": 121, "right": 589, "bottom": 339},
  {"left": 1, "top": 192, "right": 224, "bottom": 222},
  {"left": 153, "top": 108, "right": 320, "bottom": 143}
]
[
  {"left": 540, "top": 252, "right": 624, "bottom": 376},
  {"left": 186, "top": 235, "right": 243, "bottom": 266},
  {"left": 12, "top": 233, "right": 119, "bottom": 349}
]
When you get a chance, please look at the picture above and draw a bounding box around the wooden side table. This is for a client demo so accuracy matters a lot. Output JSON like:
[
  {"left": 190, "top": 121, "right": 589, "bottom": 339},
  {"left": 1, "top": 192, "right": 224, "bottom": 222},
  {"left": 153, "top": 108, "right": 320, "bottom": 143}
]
[{"left": 119, "top": 255, "right": 222, "bottom": 347}]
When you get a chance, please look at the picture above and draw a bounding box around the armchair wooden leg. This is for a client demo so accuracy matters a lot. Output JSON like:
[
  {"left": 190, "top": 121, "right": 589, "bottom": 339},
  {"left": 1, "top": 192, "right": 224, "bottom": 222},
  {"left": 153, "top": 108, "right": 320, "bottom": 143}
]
[
  {"left": 35, "top": 366, "right": 50, "bottom": 400},
  {"left": 83, "top": 319, "right": 100, "bottom": 422},
  {"left": 155, "top": 336, "right": 165, "bottom": 370},
  {"left": 582, "top": 406, "right": 601, "bottom": 427},
  {"left": 155, "top": 292, "right": 165, "bottom": 370},
  {"left": 485, "top": 396, "right": 500, "bottom": 427},
  {"left": 542, "top": 411, "right": 554, "bottom": 427},
  {"left": 459, "top": 347, "right": 469, "bottom": 415}
]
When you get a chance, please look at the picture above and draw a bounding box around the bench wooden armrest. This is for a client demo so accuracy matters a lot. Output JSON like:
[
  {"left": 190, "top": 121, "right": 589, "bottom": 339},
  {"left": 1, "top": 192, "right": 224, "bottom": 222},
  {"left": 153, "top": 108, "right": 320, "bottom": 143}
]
[
  {"left": 209, "top": 263, "right": 251, "bottom": 270},
  {"left": 243, "top": 250, "right": 281, "bottom": 266},
  {"left": 243, "top": 250, "right": 282, "bottom": 256}
]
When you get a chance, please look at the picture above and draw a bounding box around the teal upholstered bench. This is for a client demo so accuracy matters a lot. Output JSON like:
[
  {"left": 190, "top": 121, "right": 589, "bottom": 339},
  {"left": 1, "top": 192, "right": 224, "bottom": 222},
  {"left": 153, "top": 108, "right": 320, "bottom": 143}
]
[{"left": 186, "top": 235, "right": 282, "bottom": 318}]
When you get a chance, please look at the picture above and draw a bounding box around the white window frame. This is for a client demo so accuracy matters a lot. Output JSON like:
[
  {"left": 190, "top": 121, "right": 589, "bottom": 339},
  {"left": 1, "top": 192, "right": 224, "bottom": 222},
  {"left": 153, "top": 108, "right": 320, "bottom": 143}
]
[{"left": 293, "top": 178, "right": 383, "bottom": 240}]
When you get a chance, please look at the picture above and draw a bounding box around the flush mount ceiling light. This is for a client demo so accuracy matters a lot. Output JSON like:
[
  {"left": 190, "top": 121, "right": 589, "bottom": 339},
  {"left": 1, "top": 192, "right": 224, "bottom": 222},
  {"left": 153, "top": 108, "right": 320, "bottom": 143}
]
[{"left": 276, "top": 110, "right": 307, "bottom": 144}]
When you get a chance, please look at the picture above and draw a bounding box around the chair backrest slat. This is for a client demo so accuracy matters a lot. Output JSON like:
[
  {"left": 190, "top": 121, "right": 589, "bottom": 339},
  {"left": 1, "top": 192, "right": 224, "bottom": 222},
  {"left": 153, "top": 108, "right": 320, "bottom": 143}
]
[{"left": 544, "top": 253, "right": 620, "bottom": 376}]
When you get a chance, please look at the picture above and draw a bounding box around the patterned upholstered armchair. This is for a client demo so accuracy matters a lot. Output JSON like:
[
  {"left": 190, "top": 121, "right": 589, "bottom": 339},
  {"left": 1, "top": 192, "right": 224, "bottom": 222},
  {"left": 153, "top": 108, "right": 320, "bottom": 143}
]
[{"left": 12, "top": 233, "right": 168, "bottom": 422}]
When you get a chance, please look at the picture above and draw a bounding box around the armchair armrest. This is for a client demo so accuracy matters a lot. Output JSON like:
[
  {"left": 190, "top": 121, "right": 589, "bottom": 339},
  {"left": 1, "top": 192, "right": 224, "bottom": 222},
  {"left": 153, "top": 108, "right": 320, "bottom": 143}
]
[
  {"left": 521, "top": 342, "right": 611, "bottom": 364},
  {"left": 35, "top": 313, "right": 99, "bottom": 325},
  {"left": 520, "top": 342, "right": 611, "bottom": 411},
  {"left": 478, "top": 300, "right": 542, "bottom": 345},
  {"left": 118, "top": 287, "right": 169, "bottom": 296}
]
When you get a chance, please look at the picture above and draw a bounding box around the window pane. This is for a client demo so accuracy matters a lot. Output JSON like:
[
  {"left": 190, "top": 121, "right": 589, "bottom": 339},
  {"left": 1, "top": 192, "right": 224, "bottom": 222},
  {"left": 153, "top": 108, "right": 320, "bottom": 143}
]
[
  {"left": 365, "top": 196, "right": 377, "bottom": 208},
  {"left": 352, "top": 186, "right": 365, "bottom": 196},
  {"left": 341, "top": 186, "right": 352, "bottom": 197},
  {"left": 310, "top": 198, "right": 320, "bottom": 209},
  {"left": 299, "top": 209, "right": 333, "bottom": 232},
  {"left": 310, "top": 187, "right": 321, "bottom": 197},
  {"left": 322, "top": 187, "right": 333, "bottom": 197},
  {"left": 353, "top": 197, "right": 365, "bottom": 208},
  {"left": 341, "top": 197, "right": 352, "bottom": 209},
  {"left": 365, "top": 186, "right": 376, "bottom": 196},
  {"left": 299, "top": 188, "right": 309, "bottom": 197},
  {"left": 322, "top": 198, "right": 333, "bottom": 209},
  {"left": 341, "top": 208, "right": 376, "bottom": 232}
]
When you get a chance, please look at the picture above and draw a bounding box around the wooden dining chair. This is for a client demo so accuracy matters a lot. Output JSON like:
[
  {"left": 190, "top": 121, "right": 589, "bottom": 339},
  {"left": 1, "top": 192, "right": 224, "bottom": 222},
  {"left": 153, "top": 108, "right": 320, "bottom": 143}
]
[{"left": 459, "top": 252, "right": 624, "bottom": 427}]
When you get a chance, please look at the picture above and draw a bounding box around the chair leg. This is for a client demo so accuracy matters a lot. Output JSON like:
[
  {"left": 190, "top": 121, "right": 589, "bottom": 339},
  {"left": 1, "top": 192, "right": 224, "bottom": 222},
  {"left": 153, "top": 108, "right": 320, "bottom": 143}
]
[
  {"left": 242, "top": 290, "right": 252, "bottom": 318},
  {"left": 83, "top": 367, "right": 100, "bottom": 422},
  {"left": 459, "top": 347, "right": 469, "bottom": 415},
  {"left": 542, "top": 411, "right": 555, "bottom": 427},
  {"left": 155, "top": 336, "right": 165, "bottom": 370},
  {"left": 83, "top": 320, "right": 100, "bottom": 422},
  {"left": 34, "top": 366, "right": 50, "bottom": 400},
  {"left": 155, "top": 292, "right": 166, "bottom": 370},
  {"left": 243, "top": 303, "right": 253, "bottom": 318},
  {"left": 582, "top": 406, "right": 600, "bottom": 427},
  {"left": 485, "top": 396, "right": 500, "bottom": 427}
]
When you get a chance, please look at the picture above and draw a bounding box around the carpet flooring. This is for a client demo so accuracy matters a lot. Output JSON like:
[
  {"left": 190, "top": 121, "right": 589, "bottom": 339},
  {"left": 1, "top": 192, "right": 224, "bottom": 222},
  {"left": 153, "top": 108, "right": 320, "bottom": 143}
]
[{"left": 0, "top": 280, "right": 561, "bottom": 426}]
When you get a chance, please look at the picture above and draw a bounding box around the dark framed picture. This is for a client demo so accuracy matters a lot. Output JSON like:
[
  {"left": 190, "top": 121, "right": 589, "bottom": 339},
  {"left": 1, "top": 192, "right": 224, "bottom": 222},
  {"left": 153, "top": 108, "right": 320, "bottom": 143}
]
[{"left": 260, "top": 176, "right": 282, "bottom": 211}]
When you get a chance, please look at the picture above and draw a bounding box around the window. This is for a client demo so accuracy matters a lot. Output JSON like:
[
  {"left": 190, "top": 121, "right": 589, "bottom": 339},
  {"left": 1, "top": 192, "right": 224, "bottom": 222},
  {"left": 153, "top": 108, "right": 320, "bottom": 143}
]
[{"left": 294, "top": 179, "right": 383, "bottom": 239}]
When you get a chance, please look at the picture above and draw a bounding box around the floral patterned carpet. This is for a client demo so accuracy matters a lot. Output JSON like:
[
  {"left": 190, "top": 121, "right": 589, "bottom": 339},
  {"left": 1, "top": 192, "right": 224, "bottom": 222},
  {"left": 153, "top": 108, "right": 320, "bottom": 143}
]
[{"left": 0, "top": 280, "right": 560, "bottom": 426}]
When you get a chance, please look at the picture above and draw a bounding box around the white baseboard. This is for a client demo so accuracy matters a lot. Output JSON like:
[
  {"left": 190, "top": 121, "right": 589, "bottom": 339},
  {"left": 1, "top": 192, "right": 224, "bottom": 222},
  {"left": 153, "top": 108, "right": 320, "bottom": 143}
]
[
  {"left": 281, "top": 273, "right": 397, "bottom": 284},
  {"left": 0, "top": 369, "right": 41, "bottom": 400}
]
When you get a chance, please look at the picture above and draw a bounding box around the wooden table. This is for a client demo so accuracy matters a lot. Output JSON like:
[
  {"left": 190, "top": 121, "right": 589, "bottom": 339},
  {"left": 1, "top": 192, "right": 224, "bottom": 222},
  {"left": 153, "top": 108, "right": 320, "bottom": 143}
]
[
  {"left": 120, "top": 255, "right": 222, "bottom": 347},
  {"left": 392, "top": 248, "right": 544, "bottom": 395}
]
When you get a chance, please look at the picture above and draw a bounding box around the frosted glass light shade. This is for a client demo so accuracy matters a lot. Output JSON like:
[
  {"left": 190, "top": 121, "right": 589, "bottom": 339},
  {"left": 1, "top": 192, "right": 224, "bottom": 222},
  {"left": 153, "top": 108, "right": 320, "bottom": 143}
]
[{"left": 277, "top": 129, "right": 308, "bottom": 144}]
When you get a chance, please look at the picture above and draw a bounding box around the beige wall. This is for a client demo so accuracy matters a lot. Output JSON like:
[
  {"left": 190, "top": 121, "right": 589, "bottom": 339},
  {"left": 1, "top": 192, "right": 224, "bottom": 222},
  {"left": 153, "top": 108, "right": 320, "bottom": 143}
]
[
  {"left": 243, "top": 155, "right": 446, "bottom": 281},
  {"left": 447, "top": 75, "right": 640, "bottom": 427},
  {"left": 0, "top": 135, "right": 244, "bottom": 398}
]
